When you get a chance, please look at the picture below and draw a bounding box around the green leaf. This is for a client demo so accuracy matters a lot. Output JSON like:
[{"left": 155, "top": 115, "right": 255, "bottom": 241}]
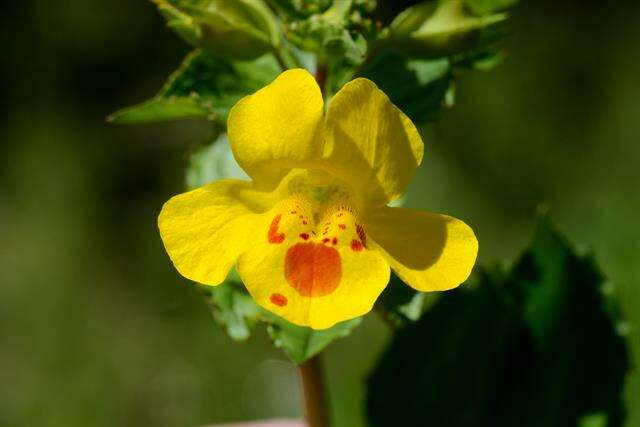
[
  {"left": 185, "top": 134, "right": 248, "bottom": 189},
  {"left": 267, "top": 315, "right": 362, "bottom": 364},
  {"left": 388, "top": 0, "right": 507, "bottom": 58},
  {"left": 155, "top": 0, "right": 280, "bottom": 60},
  {"left": 270, "top": 0, "right": 332, "bottom": 18},
  {"left": 109, "top": 50, "right": 279, "bottom": 125},
  {"left": 375, "top": 272, "right": 437, "bottom": 327},
  {"left": 287, "top": 7, "right": 365, "bottom": 65},
  {"left": 108, "top": 97, "right": 209, "bottom": 124},
  {"left": 200, "top": 269, "right": 263, "bottom": 341},
  {"left": 463, "top": 0, "right": 519, "bottom": 15},
  {"left": 367, "top": 214, "right": 629, "bottom": 427},
  {"left": 363, "top": 53, "right": 452, "bottom": 124}
]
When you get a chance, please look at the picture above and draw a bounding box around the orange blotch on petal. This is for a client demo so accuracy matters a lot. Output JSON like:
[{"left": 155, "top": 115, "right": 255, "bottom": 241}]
[
  {"left": 338, "top": 224, "right": 346, "bottom": 229},
  {"left": 270, "top": 293, "right": 288, "bottom": 306},
  {"left": 268, "top": 214, "right": 285, "bottom": 244},
  {"left": 285, "top": 243, "right": 341, "bottom": 297},
  {"left": 299, "top": 233, "right": 310, "bottom": 240}
]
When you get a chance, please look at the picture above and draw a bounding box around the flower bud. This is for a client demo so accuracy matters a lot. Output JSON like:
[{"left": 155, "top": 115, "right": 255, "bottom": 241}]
[
  {"left": 154, "top": 0, "right": 280, "bottom": 60},
  {"left": 388, "top": 0, "right": 506, "bottom": 58}
]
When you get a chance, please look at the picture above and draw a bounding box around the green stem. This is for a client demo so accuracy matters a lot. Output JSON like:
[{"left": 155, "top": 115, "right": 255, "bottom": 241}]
[
  {"left": 273, "top": 48, "right": 290, "bottom": 71},
  {"left": 298, "top": 355, "right": 331, "bottom": 427}
]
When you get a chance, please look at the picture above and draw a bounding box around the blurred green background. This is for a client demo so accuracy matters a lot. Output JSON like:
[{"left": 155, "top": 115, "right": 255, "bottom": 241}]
[{"left": 1, "top": 1, "right": 638, "bottom": 426}]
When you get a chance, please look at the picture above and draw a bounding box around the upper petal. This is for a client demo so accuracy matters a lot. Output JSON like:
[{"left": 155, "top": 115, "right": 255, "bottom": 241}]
[
  {"left": 227, "top": 68, "right": 325, "bottom": 189},
  {"left": 322, "top": 78, "right": 424, "bottom": 206},
  {"left": 363, "top": 206, "right": 478, "bottom": 291},
  {"left": 158, "top": 178, "right": 285, "bottom": 286}
]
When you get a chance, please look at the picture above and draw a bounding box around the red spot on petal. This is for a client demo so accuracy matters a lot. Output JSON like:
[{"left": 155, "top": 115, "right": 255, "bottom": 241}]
[
  {"left": 356, "top": 225, "right": 367, "bottom": 247},
  {"left": 285, "top": 243, "right": 341, "bottom": 297},
  {"left": 322, "top": 238, "right": 330, "bottom": 244},
  {"left": 270, "top": 293, "right": 288, "bottom": 306},
  {"left": 299, "top": 233, "right": 310, "bottom": 240},
  {"left": 303, "top": 220, "right": 308, "bottom": 225},
  {"left": 338, "top": 224, "right": 346, "bottom": 229},
  {"left": 268, "top": 214, "right": 285, "bottom": 244},
  {"left": 291, "top": 211, "right": 297, "bottom": 214},
  {"left": 351, "top": 239, "right": 364, "bottom": 251},
  {"left": 332, "top": 237, "right": 338, "bottom": 245}
]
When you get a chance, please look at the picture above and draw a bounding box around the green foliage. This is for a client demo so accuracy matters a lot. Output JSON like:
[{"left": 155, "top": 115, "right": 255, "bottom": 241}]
[
  {"left": 463, "top": 0, "right": 519, "bottom": 15},
  {"left": 270, "top": 0, "right": 332, "bottom": 18},
  {"left": 388, "top": 0, "right": 507, "bottom": 59},
  {"left": 109, "top": 50, "right": 279, "bottom": 125},
  {"left": 200, "top": 270, "right": 263, "bottom": 341},
  {"left": 108, "top": 97, "right": 209, "bottom": 124},
  {"left": 367, "top": 215, "right": 629, "bottom": 427},
  {"left": 287, "top": 1, "right": 366, "bottom": 65},
  {"left": 267, "top": 316, "right": 362, "bottom": 364},
  {"left": 375, "top": 272, "right": 437, "bottom": 327},
  {"left": 185, "top": 134, "right": 248, "bottom": 188},
  {"left": 363, "top": 53, "right": 452, "bottom": 123},
  {"left": 154, "top": 0, "right": 280, "bottom": 59}
]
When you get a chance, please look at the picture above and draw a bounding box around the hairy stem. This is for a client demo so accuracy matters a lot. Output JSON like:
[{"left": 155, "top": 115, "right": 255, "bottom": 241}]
[{"left": 298, "top": 355, "right": 331, "bottom": 427}]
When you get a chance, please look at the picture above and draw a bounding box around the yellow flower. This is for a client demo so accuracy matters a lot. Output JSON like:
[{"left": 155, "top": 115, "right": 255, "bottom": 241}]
[{"left": 158, "top": 69, "right": 478, "bottom": 329}]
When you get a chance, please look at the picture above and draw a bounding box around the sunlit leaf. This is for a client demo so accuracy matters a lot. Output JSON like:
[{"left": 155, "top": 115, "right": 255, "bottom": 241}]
[
  {"left": 463, "top": 0, "right": 519, "bottom": 15},
  {"left": 109, "top": 50, "right": 279, "bottom": 125},
  {"left": 154, "top": 0, "right": 280, "bottom": 60},
  {"left": 388, "top": 0, "right": 507, "bottom": 59}
]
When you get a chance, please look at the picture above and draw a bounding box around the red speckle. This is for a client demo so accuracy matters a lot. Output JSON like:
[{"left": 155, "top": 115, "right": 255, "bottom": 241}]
[
  {"left": 291, "top": 211, "right": 297, "bottom": 214},
  {"left": 322, "top": 238, "right": 331, "bottom": 244},
  {"left": 268, "top": 214, "right": 285, "bottom": 244},
  {"left": 270, "top": 293, "right": 288, "bottom": 306},
  {"left": 351, "top": 239, "right": 364, "bottom": 251},
  {"left": 285, "top": 243, "right": 342, "bottom": 297},
  {"left": 299, "top": 233, "right": 310, "bottom": 240},
  {"left": 356, "top": 225, "right": 367, "bottom": 247},
  {"left": 332, "top": 237, "right": 338, "bottom": 245},
  {"left": 338, "top": 224, "right": 346, "bottom": 229},
  {"left": 303, "top": 220, "right": 307, "bottom": 225}
]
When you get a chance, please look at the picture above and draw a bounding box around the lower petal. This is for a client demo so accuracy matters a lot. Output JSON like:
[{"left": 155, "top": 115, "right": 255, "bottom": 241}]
[
  {"left": 237, "top": 202, "right": 390, "bottom": 329},
  {"left": 364, "top": 206, "right": 478, "bottom": 292}
]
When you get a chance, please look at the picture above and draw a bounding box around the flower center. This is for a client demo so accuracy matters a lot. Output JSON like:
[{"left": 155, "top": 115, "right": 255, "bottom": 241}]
[{"left": 265, "top": 176, "right": 369, "bottom": 299}]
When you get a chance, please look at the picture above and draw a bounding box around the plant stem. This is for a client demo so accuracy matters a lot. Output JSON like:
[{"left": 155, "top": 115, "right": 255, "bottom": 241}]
[
  {"left": 273, "top": 48, "right": 290, "bottom": 71},
  {"left": 298, "top": 355, "right": 331, "bottom": 427},
  {"left": 315, "top": 62, "right": 328, "bottom": 95}
]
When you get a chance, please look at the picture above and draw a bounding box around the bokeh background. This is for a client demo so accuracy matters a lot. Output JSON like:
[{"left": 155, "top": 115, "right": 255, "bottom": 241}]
[{"left": 1, "top": 1, "right": 639, "bottom": 426}]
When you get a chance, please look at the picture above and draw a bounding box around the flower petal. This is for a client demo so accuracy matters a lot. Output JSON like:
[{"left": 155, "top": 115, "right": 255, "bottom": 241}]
[
  {"left": 228, "top": 68, "right": 325, "bottom": 189},
  {"left": 363, "top": 206, "right": 478, "bottom": 291},
  {"left": 237, "top": 202, "right": 390, "bottom": 329},
  {"left": 323, "top": 78, "right": 424, "bottom": 206},
  {"left": 158, "top": 179, "right": 283, "bottom": 286}
]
